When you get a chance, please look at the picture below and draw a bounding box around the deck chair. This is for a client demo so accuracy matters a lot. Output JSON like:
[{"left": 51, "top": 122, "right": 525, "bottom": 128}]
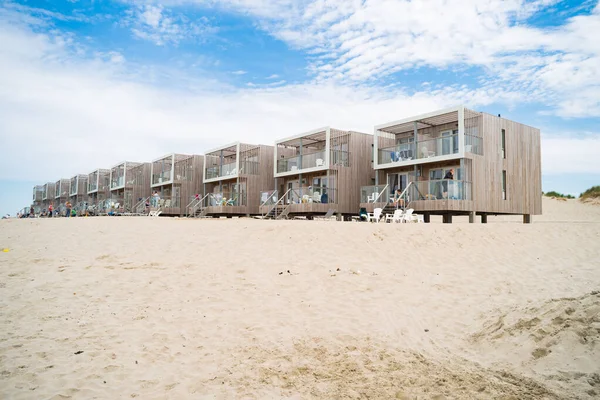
[
  {"left": 367, "top": 208, "right": 383, "bottom": 222},
  {"left": 385, "top": 209, "right": 404, "bottom": 223},
  {"left": 313, "top": 191, "right": 321, "bottom": 203},
  {"left": 314, "top": 209, "right": 336, "bottom": 221},
  {"left": 164, "top": 199, "right": 171, "bottom": 208},
  {"left": 402, "top": 208, "right": 419, "bottom": 223},
  {"left": 316, "top": 158, "right": 324, "bottom": 167},
  {"left": 148, "top": 210, "right": 162, "bottom": 217}
]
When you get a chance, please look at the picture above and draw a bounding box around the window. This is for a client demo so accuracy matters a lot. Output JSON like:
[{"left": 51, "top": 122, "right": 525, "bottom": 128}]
[
  {"left": 501, "top": 129, "right": 506, "bottom": 158},
  {"left": 502, "top": 170, "right": 507, "bottom": 200},
  {"left": 441, "top": 130, "right": 459, "bottom": 155}
]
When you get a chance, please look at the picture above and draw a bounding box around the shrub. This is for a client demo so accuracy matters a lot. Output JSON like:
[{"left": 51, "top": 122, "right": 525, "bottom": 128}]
[
  {"left": 580, "top": 186, "right": 600, "bottom": 201},
  {"left": 544, "top": 191, "right": 575, "bottom": 199}
]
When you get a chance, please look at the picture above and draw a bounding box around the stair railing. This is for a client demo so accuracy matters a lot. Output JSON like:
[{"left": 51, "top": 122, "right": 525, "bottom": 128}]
[
  {"left": 372, "top": 183, "right": 389, "bottom": 203},
  {"left": 262, "top": 188, "right": 291, "bottom": 219}
]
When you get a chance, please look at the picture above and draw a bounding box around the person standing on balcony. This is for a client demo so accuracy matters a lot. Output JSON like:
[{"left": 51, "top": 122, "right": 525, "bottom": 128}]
[
  {"left": 443, "top": 168, "right": 454, "bottom": 198},
  {"left": 152, "top": 191, "right": 160, "bottom": 207}
]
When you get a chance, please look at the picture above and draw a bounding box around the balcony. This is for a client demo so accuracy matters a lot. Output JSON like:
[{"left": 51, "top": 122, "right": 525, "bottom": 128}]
[
  {"left": 375, "top": 106, "right": 483, "bottom": 169},
  {"left": 277, "top": 150, "right": 326, "bottom": 174},
  {"left": 360, "top": 180, "right": 472, "bottom": 213},
  {"left": 110, "top": 176, "right": 125, "bottom": 190},
  {"left": 378, "top": 134, "right": 460, "bottom": 166},
  {"left": 152, "top": 170, "right": 173, "bottom": 186},
  {"left": 205, "top": 161, "right": 238, "bottom": 180}
]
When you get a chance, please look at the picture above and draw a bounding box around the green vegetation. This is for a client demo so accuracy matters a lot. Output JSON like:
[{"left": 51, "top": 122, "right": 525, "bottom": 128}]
[
  {"left": 580, "top": 186, "right": 600, "bottom": 201},
  {"left": 544, "top": 191, "right": 575, "bottom": 199}
]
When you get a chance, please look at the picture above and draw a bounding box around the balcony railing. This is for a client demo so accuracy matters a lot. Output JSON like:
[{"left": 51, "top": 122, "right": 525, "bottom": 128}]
[
  {"left": 260, "top": 190, "right": 279, "bottom": 207},
  {"left": 110, "top": 176, "right": 125, "bottom": 189},
  {"left": 152, "top": 170, "right": 172, "bottom": 185},
  {"left": 360, "top": 185, "right": 390, "bottom": 203},
  {"left": 205, "top": 161, "right": 237, "bottom": 180},
  {"left": 284, "top": 186, "right": 335, "bottom": 204},
  {"left": 207, "top": 191, "right": 247, "bottom": 207},
  {"left": 465, "top": 135, "right": 483, "bottom": 155},
  {"left": 277, "top": 150, "right": 326, "bottom": 173},
  {"left": 378, "top": 134, "right": 460, "bottom": 165},
  {"left": 409, "top": 180, "right": 471, "bottom": 201}
]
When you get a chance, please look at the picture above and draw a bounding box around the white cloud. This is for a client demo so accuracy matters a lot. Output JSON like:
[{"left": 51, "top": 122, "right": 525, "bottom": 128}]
[
  {"left": 541, "top": 133, "right": 600, "bottom": 174},
  {"left": 168, "top": 0, "right": 600, "bottom": 118},
  {"left": 266, "top": 74, "right": 279, "bottom": 79},
  {"left": 231, "top": 70, "right": 247, "bottom": 75},
  {"left": 125, "top": 3, "right": 216, "bottom": 46},
  {"left": 0, "top": 1, "right": 598, "bottom": 189}
]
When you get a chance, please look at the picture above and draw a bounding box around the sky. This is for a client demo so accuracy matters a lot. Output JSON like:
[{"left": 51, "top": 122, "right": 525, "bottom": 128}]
[{"left": 0, "top": 0, "right": 599, "bottom": 215}]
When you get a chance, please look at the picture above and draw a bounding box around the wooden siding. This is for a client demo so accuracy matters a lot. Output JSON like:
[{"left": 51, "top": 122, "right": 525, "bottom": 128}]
[
  {"left": 470, "top": 114, "right": 542, "bottom": 215},
  {"left": 278, "top": 130, "right": 374, "bottom": 216},
  {"left": 205, "top": 144, "right": 274, "bottom": 216},
  {"left": 157, "top": 155, "right": 204, "bottom": 216}
]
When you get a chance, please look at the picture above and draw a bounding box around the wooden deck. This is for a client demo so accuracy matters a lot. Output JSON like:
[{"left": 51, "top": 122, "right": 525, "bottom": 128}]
[
  {"left": 288, "top": 203, "right": 336, "bottom": 215},
  {"left": 204, "top": 206, "right": 248, "bottom": 216}
]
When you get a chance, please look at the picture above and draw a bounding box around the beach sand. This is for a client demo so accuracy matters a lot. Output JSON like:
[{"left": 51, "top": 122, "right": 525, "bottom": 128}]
[{"left": 1, "top": 197, "right": 599, "bottom": 399}]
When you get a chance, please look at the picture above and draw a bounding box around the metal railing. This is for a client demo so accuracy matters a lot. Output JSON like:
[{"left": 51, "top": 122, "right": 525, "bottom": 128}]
[
  {"left": 465, "top": 135, "right": 483, "bottom": 155},
  {"left": 378, "top": 134, "right": 460, "bottom": 164},
  {"left": 277, "top": 150, "right": 326, "bottom": 173},
  {"left": 360, "top": 184, "right": 389, "bottom": 203},
  {"left": 186, "top": 194, "right": 209, "bottom": 217},
  {"left": 205, "top": 162, "right": 237, "bottom": 179},
  {"left": 207, "top": 191, "right": 247, "bottom": 207},
  {"left": 261, "top": 189, "right": 291, "bottom": 219},
  {"left": 152, "top": 171, "right": 172, "bottom": 185},
  {"left": 285, "top": 187, "right": 335, "bottom": 205}
]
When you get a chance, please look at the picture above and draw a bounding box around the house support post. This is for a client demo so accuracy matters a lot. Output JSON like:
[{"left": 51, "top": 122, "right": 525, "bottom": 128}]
[
  {"left": 523, "top": 214, "right": 531, "bottom": 224},
  {"left": 469, "top": 211, "right": 475, "bottom": 223},
  {"left": 424, "top": 213, "right": 430, "bottom": 223},
  {"left": 443, "top": 214, "right": 453, "bottom": 224},
  {"left": 481, "top": 213, "right": 487, "bottom": 224}
]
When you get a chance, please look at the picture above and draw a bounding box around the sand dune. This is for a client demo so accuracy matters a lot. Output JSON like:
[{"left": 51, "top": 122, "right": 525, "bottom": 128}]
[{"left": 1, "top": 197, "right": 599, "bottom": 399}]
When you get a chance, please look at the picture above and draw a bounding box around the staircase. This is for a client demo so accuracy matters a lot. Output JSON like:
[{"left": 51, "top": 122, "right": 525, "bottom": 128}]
[
  {"left": 194, "top": 207, "right": 208, "bottom": 218},
  {"left": 264, "top": 204, "right": 289, "bottom": 219}
]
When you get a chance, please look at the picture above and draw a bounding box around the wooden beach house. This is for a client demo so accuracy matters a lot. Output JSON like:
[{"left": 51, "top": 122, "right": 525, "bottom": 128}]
[
  {"left": 42, "top": 182, "right": 56, "bottom": 212},
  {"left": 54, "top": 179, "right": 71, "bottom": 216},
  {"left": 87, "top": 169, "right": 111, "bottom": 214},
  {"left": 69, "top": 174, "right": 89, "bottom": 214},
  {"left": 151, "top": 153, "right": 204, "bottom": 216},
  {"left": 32, "top": 185, "right": 44, "bottom": 214},
  {"left": 109, "top": 161, "right": 151, "bottom": 214},
  {"left": 260, "top": 127, "right": 374, "bottom": 219},
  {"left": 201, "top": 142, "right": 274, "bottom": 217},
  {"left": 361, "top": 105, "right": 542, "bottom": 223}
]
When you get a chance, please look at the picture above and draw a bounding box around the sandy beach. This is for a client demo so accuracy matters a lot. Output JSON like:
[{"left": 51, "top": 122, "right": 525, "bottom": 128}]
[{"left": 1, "top": 197, "right": 599, "bottom": 399}]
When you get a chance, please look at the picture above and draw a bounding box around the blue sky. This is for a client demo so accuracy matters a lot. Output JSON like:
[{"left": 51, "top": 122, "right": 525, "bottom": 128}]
[{"left": 0, "top": 0, "right": 599, "bottom": 215}]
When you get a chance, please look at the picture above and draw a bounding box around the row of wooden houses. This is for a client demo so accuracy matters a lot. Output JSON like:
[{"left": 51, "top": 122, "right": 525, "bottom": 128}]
[{"left": 31, "top": 106, "right": 542, "bottom": 223}]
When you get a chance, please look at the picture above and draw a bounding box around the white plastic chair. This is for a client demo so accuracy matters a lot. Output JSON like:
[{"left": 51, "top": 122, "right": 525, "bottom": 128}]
[
  {"left": 385, "top": 209, "right": 404, "bottom": 223},
  {"left": 367, "top": 208, "right": 383, "bottom": 222},
  {"left": 313, "top": 192, "right": 321, "bottom": 203},
  {"left": 401, "top": 208, "right": 414, "bottom": 223},
  {"left": 316, "top": 158, "right": 324, "bottom": 167}
]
